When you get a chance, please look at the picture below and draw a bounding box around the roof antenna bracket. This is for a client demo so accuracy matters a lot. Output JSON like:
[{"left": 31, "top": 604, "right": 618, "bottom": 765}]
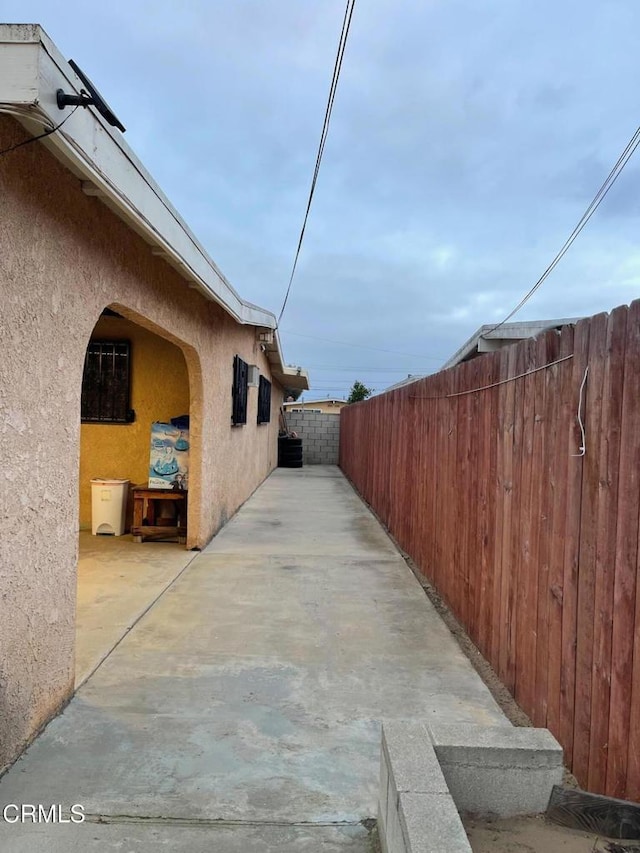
[{"left": 56, "top": 89, "right": 92, "bottom": 109}]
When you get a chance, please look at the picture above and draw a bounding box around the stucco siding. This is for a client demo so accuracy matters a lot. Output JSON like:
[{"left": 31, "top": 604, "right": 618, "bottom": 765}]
[{"left": 0, "top": 114, "right": 283, "bottom": 770}]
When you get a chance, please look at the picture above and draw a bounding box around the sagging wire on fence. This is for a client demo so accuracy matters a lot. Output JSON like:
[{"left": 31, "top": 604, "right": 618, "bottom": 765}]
[
  {"left": 407, "top": 353, "right": 591, "bottom": 460},
  {"left": 407, "top": 354, "right": 574, "bottom": 400}
]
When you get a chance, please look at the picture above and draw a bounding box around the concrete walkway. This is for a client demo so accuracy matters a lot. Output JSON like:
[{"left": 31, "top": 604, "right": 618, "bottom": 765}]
[{"left": 0, "top": 467, "right": 507, "bottom": 851}]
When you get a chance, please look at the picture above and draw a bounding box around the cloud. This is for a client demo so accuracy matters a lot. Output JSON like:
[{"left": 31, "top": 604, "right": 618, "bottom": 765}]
[{"left": 3, "top": 0, "right": 640, "bottom": 394}]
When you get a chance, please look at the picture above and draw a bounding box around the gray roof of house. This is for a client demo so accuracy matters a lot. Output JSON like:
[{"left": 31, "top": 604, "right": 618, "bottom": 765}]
[{"left": 441, "top": 317, "right": 583, "bottom": 369}]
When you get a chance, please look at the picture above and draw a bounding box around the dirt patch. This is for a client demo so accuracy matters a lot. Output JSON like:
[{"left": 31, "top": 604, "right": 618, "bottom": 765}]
[{"left": 464, "top": 814, "right": 640, "bottom": 852}]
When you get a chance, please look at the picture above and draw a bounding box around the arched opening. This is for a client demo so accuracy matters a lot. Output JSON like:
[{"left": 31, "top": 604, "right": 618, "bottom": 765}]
[{"left": 75, "top": 305, "right": 202, "bottom": 687}]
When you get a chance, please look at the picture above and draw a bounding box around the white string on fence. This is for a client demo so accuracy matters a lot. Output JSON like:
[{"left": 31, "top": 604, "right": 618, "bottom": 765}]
[{"left": 571, "top": 366, "right": 589, "bottom": 458}]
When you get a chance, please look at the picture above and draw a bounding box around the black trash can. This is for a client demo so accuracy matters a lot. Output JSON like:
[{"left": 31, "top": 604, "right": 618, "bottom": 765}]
[{"left": 278, "top": 435, "right": 303, "bottom": 468}]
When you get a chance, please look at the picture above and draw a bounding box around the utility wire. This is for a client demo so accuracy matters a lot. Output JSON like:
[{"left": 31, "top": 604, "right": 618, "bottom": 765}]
[
  {"left": 0, "top": 106, "right": 80, "bottom": 157},
  {"left": 408, "top": 354, "right": 574, "bottom": 399},
  {"left": 305, "top": 365, "right": 432, "bottom": 372},
  {"left": 483, "top": 124, "right": 640, "bottom": 337},
  {"left": 277, "top": 0, "right": 356, "bottom": 325},
  {"left": 283, "top": 330, "right": 441, "bottom": 360}
]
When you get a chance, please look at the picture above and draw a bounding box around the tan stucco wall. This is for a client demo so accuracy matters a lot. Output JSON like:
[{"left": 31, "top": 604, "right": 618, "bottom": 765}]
[
  {"left": 0, "top": 115, "right": 283, "bottom": 770},
  {"left": 79, "top": 316, "right": 190, "bottom": 527}
]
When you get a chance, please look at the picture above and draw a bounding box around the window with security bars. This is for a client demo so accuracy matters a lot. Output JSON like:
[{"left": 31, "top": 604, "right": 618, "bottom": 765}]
[
  {"left": 81, "top": 341, "right": 134, "bottom": 424},
  {"left": 232, "top": 355, "right": 248, "bottom": 425},
  {"left": 257, "top": 375, "right": 271, "bottom": 424}
]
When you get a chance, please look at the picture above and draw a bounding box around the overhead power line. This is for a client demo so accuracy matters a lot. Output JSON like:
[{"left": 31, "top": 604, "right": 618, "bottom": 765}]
[
  {"left": 305, "top": 365, "right": 432, "bottom": 372},
  {"left": 277, "top": 0, "right": 356, "bottom": 325},
  {"left": 283, "top": 330, "right": 443, "bottom": 360},
  {"left": 484, "top": 123, "right": 640, "bottom": 337}
]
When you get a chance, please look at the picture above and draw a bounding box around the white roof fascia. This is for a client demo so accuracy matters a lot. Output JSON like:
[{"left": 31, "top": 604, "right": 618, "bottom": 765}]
[{"left": 0, "top": 24, "right": 276, "bottom": 331}]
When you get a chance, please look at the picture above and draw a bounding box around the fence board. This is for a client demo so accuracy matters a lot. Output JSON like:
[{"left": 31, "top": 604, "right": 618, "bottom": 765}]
[
  {"left": 532, "top": 330, "right": 560, "bottom": 726},
  {"left": 515, "top": 337, "right": 539, "bottom": 713},
  {"left": 491, "top": 347, "right": 511, "bottom": 668},
  {"left": 559, "top": 318, "right": 590, "bottom": 769},
  {"left": 546, "top": 325, "right": 575, "bottom": 741},
  {"left": 431, "top": 379, "right": 446, "bottom": 590},
  {"left": 476, "top": 353, "right": 497, "bottom": 658},
  {"left": 572, "top": 313, "right": 608, "bottom": 783},
  {"left": 627, "top": 554, "right": 640, "bottom": 800},
  {"left": 436, "top": 372, "right": 451, "bottom": 593},
  {"left": 462, "top": 359, "right": 486, "bottom": 644},
  {"left": 456, "top": 361, "right": 473, "bottom": 629},
  {"left": 425, "top": 382, "right": 438, "bottom": 579},
  {"left": 588, "top": 305, "right": 627, "bottom": 792},
  {"left": 506, "top": 340, "right": 527, "bottom": 694},
  {"left": 607, "top": 299, "right": 640, "bottom": 798},
  {"left": 498, "top": 344, "right": 518, "bottom": 686},
  {"left": 442, "top": 369, "right": 458, "bottom": 608}
]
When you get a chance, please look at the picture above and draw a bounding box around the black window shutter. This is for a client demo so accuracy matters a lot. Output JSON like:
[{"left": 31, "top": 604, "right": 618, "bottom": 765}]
[
  {"left": 257, "top": 375, "right": 271, "bottom": 424},
  {"left": 232, "top": 355, "right": 248, "bottom": 425}
]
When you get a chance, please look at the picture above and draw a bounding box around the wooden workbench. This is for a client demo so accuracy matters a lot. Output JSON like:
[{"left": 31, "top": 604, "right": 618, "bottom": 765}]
[{"left": 132, "top": 486, "right": 187, "bottom": 544}]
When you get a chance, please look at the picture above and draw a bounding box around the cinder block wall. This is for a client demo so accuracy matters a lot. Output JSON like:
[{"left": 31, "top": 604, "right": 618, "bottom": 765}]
[{"left": 285, "top": 411, "right": 340, "bottom": 464}]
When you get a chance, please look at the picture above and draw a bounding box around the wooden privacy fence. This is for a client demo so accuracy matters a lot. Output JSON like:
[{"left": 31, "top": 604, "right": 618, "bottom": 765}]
[{"left": 340, "top": 301, "right": 640, "bottom": 802}]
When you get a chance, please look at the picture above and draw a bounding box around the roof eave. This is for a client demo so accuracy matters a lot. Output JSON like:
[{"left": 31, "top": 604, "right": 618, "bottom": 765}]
[
  {"left": 0, "top": 23, "right": 292, "bottom": 349},
  {"left": 263, "top": 330, "right": 309, "bottom": 392}
]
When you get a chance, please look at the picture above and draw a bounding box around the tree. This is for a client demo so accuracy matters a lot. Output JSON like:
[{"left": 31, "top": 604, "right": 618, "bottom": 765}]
[{"left": 347, "top": 380, "right": 373, "bottom": 404}]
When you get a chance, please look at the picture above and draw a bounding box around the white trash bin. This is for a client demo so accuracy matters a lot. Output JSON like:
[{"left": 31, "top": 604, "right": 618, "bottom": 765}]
[{"left": 90, "top": 478, "right": 130, "bottom": 536}]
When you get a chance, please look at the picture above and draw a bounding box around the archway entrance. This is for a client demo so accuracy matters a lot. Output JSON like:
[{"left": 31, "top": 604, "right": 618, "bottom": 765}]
[{"left": 75, "top": 307, "right": 200, "bottom": 686}]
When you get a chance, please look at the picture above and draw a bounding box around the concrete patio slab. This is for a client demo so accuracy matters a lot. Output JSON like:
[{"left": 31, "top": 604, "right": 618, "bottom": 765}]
[
  {"left": 75, "top": 532, "right": 196, "bottom": 686},
  {"left": 0, "top": 466, "right": 507, "bottom": 851}
]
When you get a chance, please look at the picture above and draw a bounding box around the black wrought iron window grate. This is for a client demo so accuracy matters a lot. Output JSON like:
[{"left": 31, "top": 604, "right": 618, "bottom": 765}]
[{"left": 81, "top": 340, "right": 133, "bottom": 424}]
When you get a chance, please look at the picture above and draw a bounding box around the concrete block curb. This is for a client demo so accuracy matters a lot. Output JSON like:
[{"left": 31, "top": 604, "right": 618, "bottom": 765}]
[
  {"left": 426, "top": 723, "right": 563, "bottom": 817},
  {"left": 379, "top": 723, "right": 470, "bottom": 853},
  {"left": 427, "top": 722, "right": 562, "bottom": 767},
  {"left": 383, "top": 722, "right": 449, "bottom": 797},
  {"left": 378, "top": 720, "right": 564, "bottom": 852},
  {"left": 399, "top": 793, "right": 472, "bottom": 853}
]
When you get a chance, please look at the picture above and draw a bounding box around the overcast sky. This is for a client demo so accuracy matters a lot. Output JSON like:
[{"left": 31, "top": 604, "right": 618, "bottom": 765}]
[{"left": 4, "top": 0, "right": 640, "bottom": 398}]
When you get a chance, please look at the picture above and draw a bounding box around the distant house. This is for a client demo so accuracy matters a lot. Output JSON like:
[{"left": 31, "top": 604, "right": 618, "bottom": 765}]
[
  {"left": 378, "top": 375, "right": 426, "bottom": 394},
  {"left": 283, "top": 398, "right": 347, "bottom": 414},
  {"left": 374, "top": 318, "right": 584, "bottom": 397},
  {"left": 0, "top": 25, "right": 308, "bottom": 773},
  {"left": 441, "top": 318, "right": 583, "bottom": 369}
]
